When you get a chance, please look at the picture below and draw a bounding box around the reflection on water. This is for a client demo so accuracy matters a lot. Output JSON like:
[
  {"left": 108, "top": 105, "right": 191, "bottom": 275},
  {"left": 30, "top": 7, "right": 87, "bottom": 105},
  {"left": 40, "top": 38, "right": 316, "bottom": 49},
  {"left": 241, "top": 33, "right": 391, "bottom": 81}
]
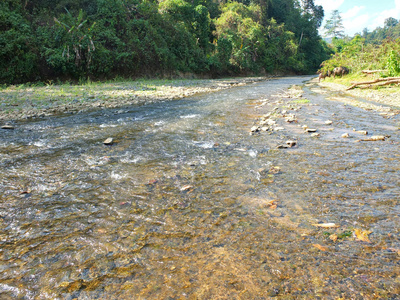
[{"left": 1, "top": 77, "right": 399, "bottom": 299}]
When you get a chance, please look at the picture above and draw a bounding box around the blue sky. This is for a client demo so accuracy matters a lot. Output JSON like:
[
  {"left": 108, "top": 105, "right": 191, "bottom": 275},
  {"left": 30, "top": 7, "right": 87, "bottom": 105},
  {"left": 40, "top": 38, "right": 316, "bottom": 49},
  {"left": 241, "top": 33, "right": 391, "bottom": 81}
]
[{"left": 315, "top": 0, "right": 400, "bottom": 36}]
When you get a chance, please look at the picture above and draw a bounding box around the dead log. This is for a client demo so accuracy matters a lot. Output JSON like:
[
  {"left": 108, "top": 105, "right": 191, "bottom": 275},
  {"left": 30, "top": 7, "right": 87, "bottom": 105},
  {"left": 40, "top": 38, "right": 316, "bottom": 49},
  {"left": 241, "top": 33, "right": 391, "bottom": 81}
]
[
  {"left": 361, "top": 70, "right": 386, "bottom": 74},
  {"left": 346, "top": 77, "right": 400, "bottom": 90}
]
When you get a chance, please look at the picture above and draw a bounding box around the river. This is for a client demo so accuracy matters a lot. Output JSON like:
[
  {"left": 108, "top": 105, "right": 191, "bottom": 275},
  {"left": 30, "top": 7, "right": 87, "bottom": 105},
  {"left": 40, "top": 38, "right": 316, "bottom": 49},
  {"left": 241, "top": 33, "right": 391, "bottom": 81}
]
[{"left": 0, "top": 76, "right": 399, "bottom": 299}]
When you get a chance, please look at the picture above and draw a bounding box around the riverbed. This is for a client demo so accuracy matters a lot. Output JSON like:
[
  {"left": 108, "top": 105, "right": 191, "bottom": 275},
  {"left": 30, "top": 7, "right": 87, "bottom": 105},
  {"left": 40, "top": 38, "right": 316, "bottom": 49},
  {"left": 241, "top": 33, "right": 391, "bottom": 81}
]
[{"left": 0, "top": 76, "right": 399, "bottom": 299}]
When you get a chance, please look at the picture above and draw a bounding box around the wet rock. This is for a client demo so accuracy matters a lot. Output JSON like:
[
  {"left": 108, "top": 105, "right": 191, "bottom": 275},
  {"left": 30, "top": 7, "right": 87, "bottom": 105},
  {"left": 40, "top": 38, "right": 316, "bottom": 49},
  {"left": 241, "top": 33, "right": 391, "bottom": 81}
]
[
  {"left": 103, "top": 138, "right": 114, "bottom": 145},
  {"left": 286, "top": 140, "right": 297, "bottom": 147},
  {"left": 180, "top": 185, "right": 193, "bottom": 192},
  {"left": 260, "top": 119, "right": 276, "bottom": 126},
  {"left": 356, "top": 135, "right": 386, "bottom": 142},
  {"left": 353, "top": 129, "right": 368, "bottom": 135},
  {"left": 1, "top": 124, "right": 14, "bottom": 130},
  {"left": 285, "top": 117, "right": 296, "bottom": 123}
]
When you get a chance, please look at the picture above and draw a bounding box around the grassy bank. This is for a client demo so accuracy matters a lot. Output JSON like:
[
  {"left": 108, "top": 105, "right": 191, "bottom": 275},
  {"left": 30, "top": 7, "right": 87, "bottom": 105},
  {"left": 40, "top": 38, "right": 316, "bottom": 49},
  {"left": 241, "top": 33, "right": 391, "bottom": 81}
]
[
  {"left": 0, "top": 77, "right": 266, "bottom": 122},
  {"left": 318, "top": 73, "right": 400, "bottom": 110}
]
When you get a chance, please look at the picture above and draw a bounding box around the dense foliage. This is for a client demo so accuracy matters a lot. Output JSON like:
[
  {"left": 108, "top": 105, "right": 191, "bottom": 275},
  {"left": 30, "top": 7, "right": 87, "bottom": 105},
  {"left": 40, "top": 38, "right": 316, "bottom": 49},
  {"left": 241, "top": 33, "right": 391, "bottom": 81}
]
[
  {"left": 0, "top": 0, "right": 331, "bottom": 84},
  {"left": 319, "top": 36, "right": 400, "bottom": 77},
  {"left": 361, "top": 17, "right": 400, "bottom": 44}
]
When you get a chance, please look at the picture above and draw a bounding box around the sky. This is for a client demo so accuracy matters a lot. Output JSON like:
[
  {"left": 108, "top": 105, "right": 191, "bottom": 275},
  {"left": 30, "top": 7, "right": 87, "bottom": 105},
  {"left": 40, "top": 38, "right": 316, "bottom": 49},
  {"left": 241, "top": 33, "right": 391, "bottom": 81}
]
[{"left": 315, "top": 0, "right": 400, "bottom": 37}]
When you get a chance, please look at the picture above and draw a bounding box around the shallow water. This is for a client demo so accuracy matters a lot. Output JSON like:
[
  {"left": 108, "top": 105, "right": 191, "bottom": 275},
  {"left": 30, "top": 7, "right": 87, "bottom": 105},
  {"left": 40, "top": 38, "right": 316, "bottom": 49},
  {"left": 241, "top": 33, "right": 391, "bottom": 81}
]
[{"left": 0, "top": 76, "right": 399, "bottom": 299}]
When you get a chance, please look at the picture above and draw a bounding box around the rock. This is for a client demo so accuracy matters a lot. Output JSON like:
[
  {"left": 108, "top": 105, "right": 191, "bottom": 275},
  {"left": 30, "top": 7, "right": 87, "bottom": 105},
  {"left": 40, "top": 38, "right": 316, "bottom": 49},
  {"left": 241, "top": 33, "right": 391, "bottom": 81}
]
[
  {"left": 311, "top": 133, "right": 320, "bottom": 137},
  {"left": 261, "top": 119, "right": 276, "bottom": 126},
  {"left": 306, "top": 128, "right": 317, "bottom": 132},
  {"left": 356, "top": 135, "right": 386, "bottom": 142},
  {"left": 276, "top": 145, "right": 289, "bottom": 149},
  {"left": 1, "top": 124, "right": 14, "bottom": 130},
  {"left": 251, "top": 126, "right": 260, "bottom": 132},
  {"left": 274, "top": 127, "right": 285, "bottom": 131},
  {"left": 180, "top": 185, "right": 193, "bottom": 192},
  {"left": 341, "top": 133, "right": 350, "bottom": 138},
  {"left": 286, "top": 140, "right": 297, "bottom": 147},
  {"left": 325, "top": 120, "right": 333, "bottom": 125},
  {"left": 103, "top": 138, "right": 114, "bottom": 145},
  {"left": 354, "top": 130, "right": 368, "bottom": 135}
]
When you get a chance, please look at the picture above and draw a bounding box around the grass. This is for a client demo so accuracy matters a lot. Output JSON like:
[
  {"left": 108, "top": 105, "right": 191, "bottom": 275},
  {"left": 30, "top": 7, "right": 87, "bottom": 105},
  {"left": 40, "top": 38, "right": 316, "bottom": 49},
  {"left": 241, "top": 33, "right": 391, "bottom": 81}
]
[{"left": 291, "top": 98, "right": 310, "bottom": 104}]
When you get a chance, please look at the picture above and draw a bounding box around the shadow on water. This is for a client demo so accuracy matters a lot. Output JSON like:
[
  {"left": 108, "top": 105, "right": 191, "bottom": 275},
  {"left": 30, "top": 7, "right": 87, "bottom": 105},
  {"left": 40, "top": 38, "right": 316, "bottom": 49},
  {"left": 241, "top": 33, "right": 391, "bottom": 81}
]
[{"left": 0, "top": 76, "right": 399, "bottom": 299}]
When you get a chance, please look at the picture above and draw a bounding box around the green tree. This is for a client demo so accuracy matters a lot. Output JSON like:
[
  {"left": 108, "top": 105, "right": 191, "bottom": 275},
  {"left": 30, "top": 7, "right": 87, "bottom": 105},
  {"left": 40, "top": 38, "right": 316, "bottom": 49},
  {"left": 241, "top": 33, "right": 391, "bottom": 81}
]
[
  {"left": 384, "top": 17, "right": 398, "bottom": 28},
  {"left": 324, "top": 10, "right": 344, "bottom": 39}
]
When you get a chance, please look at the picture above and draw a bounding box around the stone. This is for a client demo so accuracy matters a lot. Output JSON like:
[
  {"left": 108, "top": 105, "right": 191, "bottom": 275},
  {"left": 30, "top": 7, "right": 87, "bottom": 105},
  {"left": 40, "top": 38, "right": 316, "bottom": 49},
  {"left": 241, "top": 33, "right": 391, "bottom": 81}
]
[
  {"left": 341, "top": 133, "right": 350, "bottom": 138},
  {"left": 250, "top": 126, "right": 260, "bottom": 132},
  {"left": 311, "top": 133, "right": 320, "bottom": 137},
  {"left": 1, "top": 125, "right": 14, "bottom": 130},
  {"left": 286, "top": 140, "right": 297, "bottom": 147},
  {"left": 306, "top": 128, "right": 317, "bottom": 132},
  {"left": 103, "top": 138, "right": 114, "bottom": 145},
  {"left": 325, "top": 120, "right": 333, "bottom": 125},
  {"left": 274, "top": 127, "right": 285, "bottom": 131}
]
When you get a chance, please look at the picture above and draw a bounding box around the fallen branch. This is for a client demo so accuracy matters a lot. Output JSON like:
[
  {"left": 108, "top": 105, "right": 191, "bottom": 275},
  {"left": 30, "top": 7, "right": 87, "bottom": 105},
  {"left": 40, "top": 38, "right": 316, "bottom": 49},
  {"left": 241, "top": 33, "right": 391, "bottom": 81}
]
[
  {"left": 346, "top": 77, "right": 400, "bottom": 90},
  {"left": 361, "top": 70, "right": 386, "bottom": 74}
]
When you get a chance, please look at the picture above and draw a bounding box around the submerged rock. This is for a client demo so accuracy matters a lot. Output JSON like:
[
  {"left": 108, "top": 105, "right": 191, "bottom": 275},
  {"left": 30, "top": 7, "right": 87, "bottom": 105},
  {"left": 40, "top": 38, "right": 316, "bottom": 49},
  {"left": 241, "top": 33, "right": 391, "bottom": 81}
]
[
  {"left": 103, "top": 138, "right": 114, "bottom": 145},
  {"left": 286, "top": 140, "right": 297, "bottom": 147}
]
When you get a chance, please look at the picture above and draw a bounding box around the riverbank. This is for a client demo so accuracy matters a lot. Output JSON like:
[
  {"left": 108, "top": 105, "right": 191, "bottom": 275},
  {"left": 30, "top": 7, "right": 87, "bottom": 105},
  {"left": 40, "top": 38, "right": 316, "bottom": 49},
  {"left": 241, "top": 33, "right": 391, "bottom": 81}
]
[
  {"left": 0, "top": 77, "right": 267, "bottom": 122},
  {"left": 315, "top": 77, "right": 400, "bottom": 115}
]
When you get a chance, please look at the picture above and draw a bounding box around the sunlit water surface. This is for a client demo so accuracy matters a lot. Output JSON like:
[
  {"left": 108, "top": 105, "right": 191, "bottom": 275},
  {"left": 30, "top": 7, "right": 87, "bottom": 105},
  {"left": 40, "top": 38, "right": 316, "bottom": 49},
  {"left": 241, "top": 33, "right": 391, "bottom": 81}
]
[{"left": 1, "top": 77, "right": 399, "bottom": 299}]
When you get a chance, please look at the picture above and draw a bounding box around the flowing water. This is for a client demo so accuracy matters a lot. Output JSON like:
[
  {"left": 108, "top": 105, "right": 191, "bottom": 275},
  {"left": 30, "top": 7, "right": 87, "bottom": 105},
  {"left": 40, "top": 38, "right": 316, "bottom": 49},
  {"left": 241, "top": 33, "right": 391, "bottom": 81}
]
[{"left": 0, "top": 76, "right": 399, "bottom": 299}]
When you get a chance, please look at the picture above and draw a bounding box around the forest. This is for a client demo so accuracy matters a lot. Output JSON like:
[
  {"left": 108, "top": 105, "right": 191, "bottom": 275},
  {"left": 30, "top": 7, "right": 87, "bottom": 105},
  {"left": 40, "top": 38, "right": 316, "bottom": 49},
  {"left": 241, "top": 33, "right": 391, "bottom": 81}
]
[{"left": 0, "top": 0, "right": 332, "bottom": 84}]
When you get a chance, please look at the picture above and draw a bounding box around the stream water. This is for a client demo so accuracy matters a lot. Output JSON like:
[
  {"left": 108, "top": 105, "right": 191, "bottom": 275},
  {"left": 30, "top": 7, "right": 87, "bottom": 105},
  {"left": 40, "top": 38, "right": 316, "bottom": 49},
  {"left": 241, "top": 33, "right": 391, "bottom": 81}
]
[{"left": 0, "top": 76, "right": 399, "bottom": 299}]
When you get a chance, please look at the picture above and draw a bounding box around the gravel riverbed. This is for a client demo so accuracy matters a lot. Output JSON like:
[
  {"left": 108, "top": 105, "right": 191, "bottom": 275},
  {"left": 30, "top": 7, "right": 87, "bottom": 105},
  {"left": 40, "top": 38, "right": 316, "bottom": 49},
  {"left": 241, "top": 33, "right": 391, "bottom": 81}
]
[{"left": 0, "top": 77, "right": 267, "bottom": 122}]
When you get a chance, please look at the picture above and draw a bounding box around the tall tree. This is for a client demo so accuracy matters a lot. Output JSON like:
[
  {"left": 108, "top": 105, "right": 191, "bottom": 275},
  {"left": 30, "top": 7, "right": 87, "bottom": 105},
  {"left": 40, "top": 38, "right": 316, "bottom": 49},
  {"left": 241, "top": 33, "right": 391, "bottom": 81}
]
[{"left": 324, "top": 10, "right": 344, "bottom": 38}]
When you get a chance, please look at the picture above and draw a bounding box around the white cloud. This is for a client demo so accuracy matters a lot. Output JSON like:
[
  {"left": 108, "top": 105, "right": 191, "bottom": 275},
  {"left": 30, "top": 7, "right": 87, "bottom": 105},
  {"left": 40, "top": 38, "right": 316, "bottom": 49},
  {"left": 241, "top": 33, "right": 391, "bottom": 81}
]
[
  {"left": 369, "top": 6, "right": 400, "bottom": 31},
  {"left": 314, "top": 0, "right": 345, "bottom": 13},
  {"left": 342, "top": 6, "right": 365, "bottom": 20},
  {"left": 343, "top": 13, "right": 370, "bottom": 35}
]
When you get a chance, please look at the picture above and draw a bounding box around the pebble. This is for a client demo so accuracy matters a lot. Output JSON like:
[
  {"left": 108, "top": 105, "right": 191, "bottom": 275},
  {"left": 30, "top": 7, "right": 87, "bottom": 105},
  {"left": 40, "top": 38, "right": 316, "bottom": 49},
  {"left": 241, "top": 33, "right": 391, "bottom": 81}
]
[
  {"left": 103, "top": 138, "right": 114, "bottom": 145},
  {"left": 354, "top": 130, "right": 368, "bottom": 135},
  {"left": 306, "top": 128, "right": 317, "bottom": 132},
  {"left": 311, "top": 133, "right": 320, "bottom": 137},
  {"left": 286, "top": 140, "right": 297, "bottom": 147},
  {"left": 325, "top": 120, "right": 333, "bottom": 125},
  {"left": 251, "top": 126, "right": 260, "bottom": 132},
  {"left": 341, "top": 133, "right": 350, "bottom": 138},
  {"left": 274, "top": 127, "right": 285, "bottom": 131},
  {"left": 1, "top": 125, "right": 14, "bottom": 130}
]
